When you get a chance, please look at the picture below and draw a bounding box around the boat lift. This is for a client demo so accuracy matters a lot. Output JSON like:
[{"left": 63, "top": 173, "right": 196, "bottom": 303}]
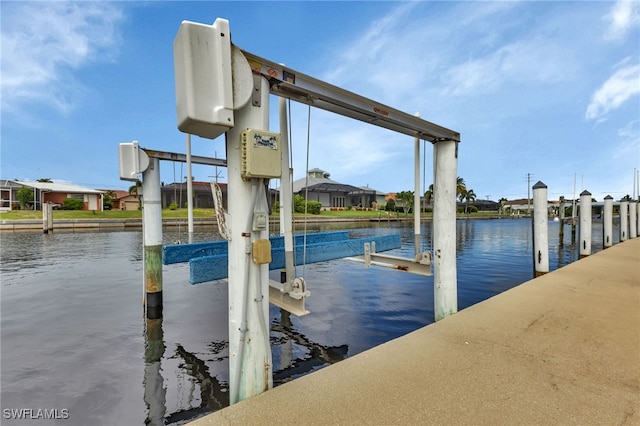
[{"left": 120, "top": 17, "right": 460, "bottom": 406}]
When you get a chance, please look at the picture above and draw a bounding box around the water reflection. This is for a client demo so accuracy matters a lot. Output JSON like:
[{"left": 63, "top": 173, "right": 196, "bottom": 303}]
[
  {"left": 143, "top": 316, "right": 229, "bottom": 425},
  {"left": 166, "top": 344, "right": 228, "bottom": 423},
  {"left": 271, "top": 309, "right": 349, "bottom": 385},
  {"left": 141, "top": 307, "right": 349, "bottom": 423},
  {"left": 143, "top": 318, "right": 166, "bottom": 426}
]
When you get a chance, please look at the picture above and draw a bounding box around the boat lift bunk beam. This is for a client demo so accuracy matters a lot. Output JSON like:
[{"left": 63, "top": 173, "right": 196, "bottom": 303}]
[
  {"left": 142, "top": 148, "right": 226, "bottom": 168},
  {"left": 240, "top": 49, "right": 460, "bottom": 144}
]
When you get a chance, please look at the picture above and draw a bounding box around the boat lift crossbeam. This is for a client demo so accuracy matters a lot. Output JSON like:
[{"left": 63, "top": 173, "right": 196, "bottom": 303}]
[
  {"left": 241, "top": 49, "right": 460, "bottom": 143},
  {"left": 143, "top": 148, "right": 226, "bottom": 167}
]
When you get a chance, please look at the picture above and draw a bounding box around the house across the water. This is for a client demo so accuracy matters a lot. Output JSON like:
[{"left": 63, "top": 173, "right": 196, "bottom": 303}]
[
  {"left": 290, "top": 168, "right": 385, "bottom": 210},
  {"left": 0, "top": 180, "right": 105, "bottom": 211}
]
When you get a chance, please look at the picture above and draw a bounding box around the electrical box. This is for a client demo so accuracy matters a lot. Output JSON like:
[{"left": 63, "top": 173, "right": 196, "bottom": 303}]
[
  {"left": 173, "top": 19, "right": 234, "bottom": 140},
  {"left": 253, "top": 211, "right": 268, "bottom": 231},
  {"left": 253, "top": 239, "right": 272, "bottom": 265},
  {"left": 241, "top": 129, "right": 282, "bottom": 179},
  {"left": 118, "top": 141, "right": 149, "bottom": 181}
]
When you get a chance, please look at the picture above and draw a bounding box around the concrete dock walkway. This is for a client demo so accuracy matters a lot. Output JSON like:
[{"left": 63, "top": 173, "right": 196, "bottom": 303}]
[{"left": 191, "top": 238, "right": 640, "bottom": 425}]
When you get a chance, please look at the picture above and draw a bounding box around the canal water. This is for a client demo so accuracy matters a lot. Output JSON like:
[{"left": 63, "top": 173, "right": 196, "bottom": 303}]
[{"left": 0, "top": 218, "right": 618, "bottom": 425}]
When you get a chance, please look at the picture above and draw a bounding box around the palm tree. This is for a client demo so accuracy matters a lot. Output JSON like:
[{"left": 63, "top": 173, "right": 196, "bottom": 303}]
[
  {"left": 128, "top": 180, "right": 141, "bottom": 197},
  {"left": 464, "top": 189, "right": 476, "bottom": 214},
  {"left": 424, "top": 184, "right": 434, "bottom": 209},
  {"left": 128, "top": 180, "right": 142, "bottom": 209},
  {"left": 456, "top": 177, "right": 466, "bottom": 198}
]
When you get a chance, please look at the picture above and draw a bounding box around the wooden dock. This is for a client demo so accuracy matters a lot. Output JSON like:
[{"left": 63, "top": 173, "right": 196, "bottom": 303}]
[{"left": 190, "top": 238, "right": 640, "bottom": 425}]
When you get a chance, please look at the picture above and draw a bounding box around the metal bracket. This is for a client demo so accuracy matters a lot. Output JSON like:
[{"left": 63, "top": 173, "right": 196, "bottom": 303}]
[
  {"left": 268, "top": 277, "right": 310, "bottom": 316},
  {"left": 351, "top": 242, "right": 433, "bottom": 276},
  {"left": 252, "top": 73, "right": 262, "bottom": 107}
]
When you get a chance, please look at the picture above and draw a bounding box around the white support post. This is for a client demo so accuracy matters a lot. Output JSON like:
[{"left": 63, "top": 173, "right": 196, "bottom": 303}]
[
  {"left": 579, "top": 190, "right": 592, "bottom": 258},
  {"left": 42, "top": 201, "right": 51, "bottom": 234},
  {"left": 227, "top": 75, "right": 272, "bottom": 404},
  {"left": 142, "top": 157, "right": 163, "bottom": 319},
  {"left": 47, "top": 203, "right": 53, "bottom": 233},
  {"left": 279, "top": 97, "right": 295, "bottom": 283},
  {"left": 532, "top": 181, "right": 549, "bottom": 276},
  {"left": 186, "top": 134, "right": 194, "bottom": 243},
  {"left": 603, "top": 195, "right": 613, "bottom": 248},
  {"left": 637, "top": 201, "right": 640, "bottom": 240},
  {"left": 620, "top": 200, "right": 628, "bottom": 241},
  {"left": 414, "top": 113, "right": 421, "bottom": 256},
  {"left": 432, "top": 139, "right": 457, "bottom": 321},
  {"left": 629, "top": 202, "right": 637, "bottom": 239}
]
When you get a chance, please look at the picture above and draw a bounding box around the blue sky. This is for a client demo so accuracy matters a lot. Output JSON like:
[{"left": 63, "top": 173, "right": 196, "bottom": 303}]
[{"left": 1, "top": 1, "right": 639, "bottom": 201}]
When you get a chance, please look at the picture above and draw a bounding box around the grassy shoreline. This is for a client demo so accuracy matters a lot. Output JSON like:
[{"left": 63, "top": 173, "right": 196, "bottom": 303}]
[{"left": 0, "top": 208, "right": 501, "bottom": 221}]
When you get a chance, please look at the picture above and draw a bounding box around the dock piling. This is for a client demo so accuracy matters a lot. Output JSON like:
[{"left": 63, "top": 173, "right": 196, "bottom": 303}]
[
  {"left": 142, "top": 157, "right": 163, "bottom": 320},
  {"left": 432, "top": 139, "right": 458, "bottom": 321},
  {"left": 558, "top": 196, "right": 565, "bottom": 244},
  {"left": 413, "top": 113, "right": 421, "bottom": 257},
  {"left": 42, "top": 202, "right": 53, "bottom": 234},
  {"left": 603, "top": 195, "right": 613, "bottom": 249},
  {"left": 532, "top": 181, "right": 549, "bottom": 276},
  {"left": 620, "top": 200, "right": 628, "bottom": 241},
  {"left": 629, "top": 202, "right": 637, "bottom": 239},
  {"left": 579, "top": 190, "right": 592, "bottom": 258}
]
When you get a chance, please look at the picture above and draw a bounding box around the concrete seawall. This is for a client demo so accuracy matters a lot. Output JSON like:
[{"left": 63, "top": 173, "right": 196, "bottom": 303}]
[
  {"left": 190, "top": 238, "right": 640, "bottom": 425},
  {"left": 0, "top": 218, "right": 228, "bottom": 232},
  {"left": 0, "top": 214, "right": 522, "bottom": 232},
  {"left": 0, "top": 216, "right": 400, "bottom": 232}
]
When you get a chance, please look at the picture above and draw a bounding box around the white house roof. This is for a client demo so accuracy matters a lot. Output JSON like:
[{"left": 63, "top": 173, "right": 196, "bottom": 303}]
[{"left": 11, "top": 181, "right": 103, "bottom": 194}]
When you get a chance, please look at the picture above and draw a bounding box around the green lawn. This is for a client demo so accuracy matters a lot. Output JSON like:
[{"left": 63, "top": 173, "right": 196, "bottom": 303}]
[
  {"left": 0, "top": 208, "right": 500, "bottom": 221},
  {"left": 0, "top": 208, "right": 213, "bottom": 220}
]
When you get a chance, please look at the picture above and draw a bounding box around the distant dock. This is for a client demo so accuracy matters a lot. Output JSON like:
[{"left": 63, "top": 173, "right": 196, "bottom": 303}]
[{"left": 190, "top": 238, "right": 639, "bottom": 425}]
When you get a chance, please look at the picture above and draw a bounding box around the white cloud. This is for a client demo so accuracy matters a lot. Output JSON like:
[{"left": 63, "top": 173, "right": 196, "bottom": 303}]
[
  {"left": 0, "top": 1, "right": 124, "bottom": 113},
  {"left": 613, "top": 119, "right": 640, "bottom": 160},
  {"left": 442, "top": 36, "right": 574, "bottom": 98},
  {"left": 292, "top": 111, "right": 403, "bottom": 185},
  {"left": 604, "top": 0, "right": 640, "bottom": 41},
  {"left": 585, "top": 62, "right": 640, "bottom": 121}
]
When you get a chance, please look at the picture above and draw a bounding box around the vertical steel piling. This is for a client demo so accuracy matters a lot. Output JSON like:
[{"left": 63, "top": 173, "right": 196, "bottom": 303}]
[
  {"left": 432, "top": 139, "right": 458, "bottom": 321},
  {"left": 532, "top": 181, "right": 549, "bottom": 277},
  {"left": 142, "top": 157, "right": 163, "bottom": 320},
  {"left": 558, "top": 196, "right": 565, "bottom": 244},
  {"left": 603, "top": 195, "right": 613, "bottom": 249},
  {"left": 629, "top": 202, "right": 637, "bottom": 239},
  {"left": 579, "top": 190, "right": 592, "bottom": 258},
  {"left": 227, "top": 75, "right": 272, "bottom": 404},
  {"left": 413, "top": 117, "right": 421, "bottom": 257},
  {"left": 620, "top": 200, "right": 628, "bottom": 242}
]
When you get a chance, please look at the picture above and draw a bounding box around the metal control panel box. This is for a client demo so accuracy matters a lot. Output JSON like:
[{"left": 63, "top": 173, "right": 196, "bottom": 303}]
[
  {"left": 118, "top": 141, "right": 149, "bottom": 181},
  {"left": 241, "top": 129, "right": 281, "bottom": 179},
  {"left": 173, "top": 19, "right": 234, "bottom": 140}
]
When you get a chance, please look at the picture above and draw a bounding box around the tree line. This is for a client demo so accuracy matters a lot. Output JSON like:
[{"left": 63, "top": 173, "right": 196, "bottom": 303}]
[{"left": 394, "top": 177, "right": 477, "bottom": 214}]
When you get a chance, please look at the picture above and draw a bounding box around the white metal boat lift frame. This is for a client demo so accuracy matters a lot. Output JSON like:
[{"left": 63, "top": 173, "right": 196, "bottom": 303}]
[{"left": 121, "top": 17, "right": 461, "bottom": 407}]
